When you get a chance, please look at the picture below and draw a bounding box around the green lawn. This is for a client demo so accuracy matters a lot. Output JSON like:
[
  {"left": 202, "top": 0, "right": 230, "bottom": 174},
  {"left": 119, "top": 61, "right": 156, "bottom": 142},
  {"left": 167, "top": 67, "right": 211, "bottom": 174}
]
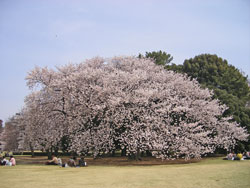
[{"left": 0, "top": 158, "right": 249, "bottom": 188}]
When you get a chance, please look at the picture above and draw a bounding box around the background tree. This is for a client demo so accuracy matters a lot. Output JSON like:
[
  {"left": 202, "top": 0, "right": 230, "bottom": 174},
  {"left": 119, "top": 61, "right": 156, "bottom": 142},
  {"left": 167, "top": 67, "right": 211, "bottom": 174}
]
[
  {"left": 0, "top": 119, "right": 5, "bottom": 151},
  {"left": 139, "top": 50, "right": 174, "bottom": 66},
  {"left": 247, "top": 79, "right": 250, "bottom": 108},
  {"left": 178, "top": 54, "right": 250, "bottom": 151},
  {"left": 143, "top": 51, "right": 250, "bottom": 151},
  {"left": 139, "top": 51, "right": 184, "bottom": 72},
  {"left": 0, "top": 119, "right": 3, "bottom": 132},
  {"left": 2, "top": 117, "right": 20, "bottom": 151}
]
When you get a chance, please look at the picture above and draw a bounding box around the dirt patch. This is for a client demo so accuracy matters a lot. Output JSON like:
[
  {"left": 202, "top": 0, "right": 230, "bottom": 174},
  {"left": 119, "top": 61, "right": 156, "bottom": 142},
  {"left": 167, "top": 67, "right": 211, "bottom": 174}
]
[
  {"left": 86, "top": 156, "right": 200, "bottom": 166},
  {"left": 14, "top": 156, "right": 201, "bottom": 166}
]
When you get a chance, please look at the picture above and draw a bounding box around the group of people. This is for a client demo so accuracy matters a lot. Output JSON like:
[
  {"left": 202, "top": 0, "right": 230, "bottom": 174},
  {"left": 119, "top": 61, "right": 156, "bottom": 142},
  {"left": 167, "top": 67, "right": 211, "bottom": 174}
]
[
  {"left": 226, "top": 151, "right": 250, "bottom": 160},
  {"left": 45, "top": 155, "right": 87, "bottom": 167},
  {"left": 0, "top": 155, "right": 16, "bottom": 166}
]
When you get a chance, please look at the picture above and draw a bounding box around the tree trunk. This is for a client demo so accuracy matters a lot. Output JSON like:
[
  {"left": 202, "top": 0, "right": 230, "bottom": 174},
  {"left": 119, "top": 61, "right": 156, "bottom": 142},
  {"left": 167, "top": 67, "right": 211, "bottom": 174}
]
[
  {"left": 54, "top": 147, "right": 59, "bottom": 156},
  {"left": 121, "top": 148, "right": 126, "bottom": 157},
  {"left": 135, "top": 148, "right": 141, "bottom": 161},
  {"left": 111, "top": 150, "right": 116, "bottom": 157},
  {"left": 29, "top": 143, "right": 35, "bottom": 158},
  {"left": 47, "top": 149, "right": 52, "bottom": 160},
  {"left": 146, "top": 150, "right": 152, "bottom": 157},
  {"left": 141, "top": 151, "right": 145, "bottom": 157}
]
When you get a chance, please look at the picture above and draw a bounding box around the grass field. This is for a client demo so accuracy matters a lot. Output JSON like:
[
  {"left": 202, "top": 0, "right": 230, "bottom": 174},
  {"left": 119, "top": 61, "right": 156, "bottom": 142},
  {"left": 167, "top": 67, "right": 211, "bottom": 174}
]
[{"left": 0, "top": 157, "right": 249, "bottom": 188}]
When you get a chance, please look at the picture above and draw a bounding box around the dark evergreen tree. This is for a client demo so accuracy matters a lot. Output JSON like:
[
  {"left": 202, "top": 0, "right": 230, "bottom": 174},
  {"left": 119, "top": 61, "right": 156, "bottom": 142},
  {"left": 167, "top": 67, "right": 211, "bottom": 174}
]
[
  {"left": 181, "top": 54, "right": 250, "bottom": 151},
  {"left": 139, "top": 50, "right": 173, "bottom": 66},
  {"left": 142, "top": 52, "right": 250, "bottom": 151}
]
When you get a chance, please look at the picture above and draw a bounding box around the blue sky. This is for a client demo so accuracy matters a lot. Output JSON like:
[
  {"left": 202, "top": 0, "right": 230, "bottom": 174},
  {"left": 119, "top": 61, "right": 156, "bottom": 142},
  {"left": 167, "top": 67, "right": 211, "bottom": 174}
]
[{"left": 0, "top": 0, "right": 250, "bottom": 122}]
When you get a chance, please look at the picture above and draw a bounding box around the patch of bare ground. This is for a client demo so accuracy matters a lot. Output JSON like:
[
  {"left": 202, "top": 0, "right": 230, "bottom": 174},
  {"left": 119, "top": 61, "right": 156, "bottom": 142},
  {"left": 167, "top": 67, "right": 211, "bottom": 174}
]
[{"left": 15, "top": 156, "right": 201, "bottom": 166}]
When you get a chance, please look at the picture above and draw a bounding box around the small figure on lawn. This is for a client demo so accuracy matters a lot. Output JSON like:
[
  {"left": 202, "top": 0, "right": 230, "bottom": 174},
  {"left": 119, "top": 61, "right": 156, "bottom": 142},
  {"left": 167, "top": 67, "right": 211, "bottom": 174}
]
[
  {"left": 226, "top": 152, "right": 234, "bottom": 160},
  {"left": 45, "top": 155, "right": 59, "bottom": 165},
  {"left": 244, "top": 151, "right": 250, "bottom": 160},
  {"left": 67, "top": 156, "right": 77, "bottom": 167},
  {"left": 78, "top": 157, "right": 87, "bottom": 167},
  {"left": 1, "top": 156, "right": 9, "bottom": 165},
  {"left": 9, "top": 156, "right": 16, "bottom": 166}
]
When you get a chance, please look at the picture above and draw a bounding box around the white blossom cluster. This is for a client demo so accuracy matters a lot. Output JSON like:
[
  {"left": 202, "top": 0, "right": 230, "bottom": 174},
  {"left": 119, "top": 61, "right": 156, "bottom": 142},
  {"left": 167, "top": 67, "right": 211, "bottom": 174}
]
[{"left": 20, "top": 56, "right": 248, "bottom": 159}]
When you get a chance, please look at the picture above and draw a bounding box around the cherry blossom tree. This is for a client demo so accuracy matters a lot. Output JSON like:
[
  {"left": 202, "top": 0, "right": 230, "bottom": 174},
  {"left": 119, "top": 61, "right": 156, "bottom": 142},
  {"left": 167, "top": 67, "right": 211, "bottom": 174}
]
[
  {"left": 23, "top": 56, "right": 248, "bottom": 159},
  {"left": 2, "top": 117, "right": 20, "bottom": 151},
  {"left": 22, "top": 90, "right": 70, "bottom": 157}
]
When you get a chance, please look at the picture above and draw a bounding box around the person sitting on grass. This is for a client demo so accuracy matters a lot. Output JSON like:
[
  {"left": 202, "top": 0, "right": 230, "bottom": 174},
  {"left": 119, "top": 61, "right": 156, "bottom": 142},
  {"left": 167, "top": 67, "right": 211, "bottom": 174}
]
[
  {"left": 0, "top": 156, "right": 4, "bottom": 165},
  {"left": 1, "top": 156, "right": 9, "bottom": 165},
  {"left": 244, "top": 151, "right": 250, "bottom": 160},
  {"left": 232, "top": 153, "right": 238, "bottom": 160},
  {"left": 9, "top": 156, "right": 16, "bottom": 166},
  {"left": 78, "top": 157, "right": 87, "bottom": 167},
  {"left": 237, "top": 153, "right": 243, "bottom": 160},
  {"left": 57, "top": 157, "right": 62, "bottom": 166},
  {"left": 67, "top": 156, "right": 77, "bottom": 167},
  {"left": 226, "top": 153, "right": 234, "bottom": 160},
  {"left": 45, "top": 155, "right": 59, "bottom": 165}
]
